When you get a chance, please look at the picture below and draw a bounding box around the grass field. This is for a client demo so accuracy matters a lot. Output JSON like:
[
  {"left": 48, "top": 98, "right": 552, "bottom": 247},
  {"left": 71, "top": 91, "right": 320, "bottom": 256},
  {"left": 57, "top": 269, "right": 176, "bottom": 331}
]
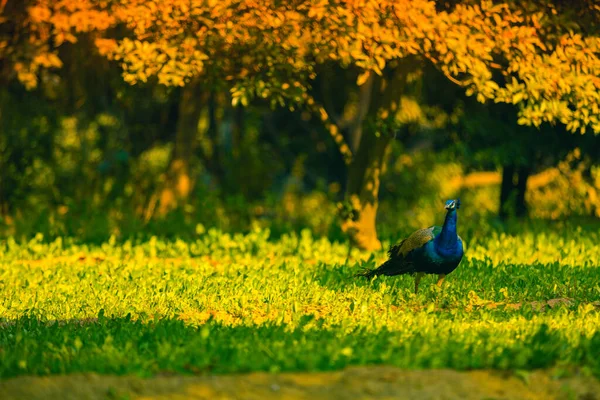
[{"left": 1, "top": 221, "right": 600, "bottom": 382}]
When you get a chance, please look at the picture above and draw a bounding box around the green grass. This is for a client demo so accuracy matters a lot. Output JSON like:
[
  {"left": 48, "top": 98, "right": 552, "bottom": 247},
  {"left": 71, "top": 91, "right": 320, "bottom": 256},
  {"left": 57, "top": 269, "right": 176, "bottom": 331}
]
[{"left": 1, "top": 223, "right": 600, "bottom": 378}]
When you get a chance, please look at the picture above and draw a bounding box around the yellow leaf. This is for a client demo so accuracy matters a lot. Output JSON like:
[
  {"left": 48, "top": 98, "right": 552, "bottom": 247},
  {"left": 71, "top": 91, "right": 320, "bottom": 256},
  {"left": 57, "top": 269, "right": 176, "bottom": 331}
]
[
  {"left": 357, "top": 71, "right": 370, "bottom": 86},
  {"left": 512, "top": 93, "right": 524, "bottom": 104},
  {"left": 486, "top": 81, "right": 499, "bottom": 90}
]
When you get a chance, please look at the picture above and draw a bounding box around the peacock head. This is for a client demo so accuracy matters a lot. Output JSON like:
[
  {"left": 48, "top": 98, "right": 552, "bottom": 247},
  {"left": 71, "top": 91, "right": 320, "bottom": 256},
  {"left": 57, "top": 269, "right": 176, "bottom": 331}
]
[{"left": 444, "top": 198, "right": 461, "bottom": 210}]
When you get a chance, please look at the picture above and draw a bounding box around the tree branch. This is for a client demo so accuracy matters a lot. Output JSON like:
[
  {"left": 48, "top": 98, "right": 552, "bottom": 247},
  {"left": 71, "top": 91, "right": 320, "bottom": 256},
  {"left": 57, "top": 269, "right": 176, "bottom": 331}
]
[
  {"left": 319, "top": 68, "right": 355, "bottom": 131},
  {"left": 445, "top": 73, "right": 466, "bottom": 86},
  {"left": 305, "top": 94, "right": 353, "bottom": 166}
]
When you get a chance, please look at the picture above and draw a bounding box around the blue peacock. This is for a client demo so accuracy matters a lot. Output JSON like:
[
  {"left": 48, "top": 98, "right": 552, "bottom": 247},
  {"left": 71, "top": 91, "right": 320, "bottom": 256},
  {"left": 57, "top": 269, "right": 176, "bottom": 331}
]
[{"left": 357, "top": 199, "right": 464, "bottom": 293}]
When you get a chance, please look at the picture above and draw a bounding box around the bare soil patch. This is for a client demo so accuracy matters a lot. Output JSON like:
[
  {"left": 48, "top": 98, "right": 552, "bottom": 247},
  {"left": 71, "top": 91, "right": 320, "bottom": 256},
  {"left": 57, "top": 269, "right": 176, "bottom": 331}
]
[{"left": 1, "top": 366, "right": 598, "bottom": 400}]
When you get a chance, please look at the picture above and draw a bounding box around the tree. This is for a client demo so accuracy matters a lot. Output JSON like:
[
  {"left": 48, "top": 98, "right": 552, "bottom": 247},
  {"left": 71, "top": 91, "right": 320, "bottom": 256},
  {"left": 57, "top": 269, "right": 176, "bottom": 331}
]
[
  {"left": 0, "top": 0, "right": 115, "bottom": 88},
  {"left": 454, "top": 100, "right": 583, "bottom": 219},
  {"left": 431, "top": 0, "right": 600, "bottom": 219},
  {"left": 0, "top": 0, "right": 118, "bottom": 218},
  {"left": 0, "top": 1, "right": 193, "bottom": 222},
  {"left": 5, "top": 0, "right": 600, "bottom": 248}
]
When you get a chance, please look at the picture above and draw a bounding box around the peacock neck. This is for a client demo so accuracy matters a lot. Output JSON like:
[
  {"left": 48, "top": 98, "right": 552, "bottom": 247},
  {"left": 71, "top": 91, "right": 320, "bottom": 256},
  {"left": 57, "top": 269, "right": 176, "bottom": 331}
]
[{"left": 435, "top": 209, "right": 458, "bottom": 252}]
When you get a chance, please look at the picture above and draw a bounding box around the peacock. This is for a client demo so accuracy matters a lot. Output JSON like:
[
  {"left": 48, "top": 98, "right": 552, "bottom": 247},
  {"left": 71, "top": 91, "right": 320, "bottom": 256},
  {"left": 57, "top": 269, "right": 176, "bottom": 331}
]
[{"left": 356, "top": 199, "right": 464, "bottom": 294}]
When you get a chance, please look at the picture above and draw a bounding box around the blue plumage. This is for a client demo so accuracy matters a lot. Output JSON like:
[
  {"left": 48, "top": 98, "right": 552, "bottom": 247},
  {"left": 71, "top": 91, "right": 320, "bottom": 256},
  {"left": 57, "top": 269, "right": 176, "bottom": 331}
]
[{"left": 356, "top": 199, "right": 464, "bottom": 293}]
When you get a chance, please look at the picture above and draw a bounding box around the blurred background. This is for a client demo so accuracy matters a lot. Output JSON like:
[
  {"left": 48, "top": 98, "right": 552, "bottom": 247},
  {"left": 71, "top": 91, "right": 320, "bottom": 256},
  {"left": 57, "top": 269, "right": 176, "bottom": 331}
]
[{"left": 1, "top": 0, "right": 600, "bottom": 245}]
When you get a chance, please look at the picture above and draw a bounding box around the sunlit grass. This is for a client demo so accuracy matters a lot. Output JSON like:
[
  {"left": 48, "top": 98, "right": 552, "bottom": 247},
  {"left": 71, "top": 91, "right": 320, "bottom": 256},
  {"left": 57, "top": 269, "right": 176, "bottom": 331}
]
[{"left": 0, "top": 224, "right": 599, "bottom": 377}]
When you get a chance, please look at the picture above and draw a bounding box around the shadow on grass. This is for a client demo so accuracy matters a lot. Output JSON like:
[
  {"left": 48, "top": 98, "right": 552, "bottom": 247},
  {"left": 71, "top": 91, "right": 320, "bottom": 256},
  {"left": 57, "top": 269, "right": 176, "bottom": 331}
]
[
  {"left": 310, "top": 258, "right": 419, "bottom": 307},
  {"left": 1, "top": 316, "right": 599, "bottom": 381}
]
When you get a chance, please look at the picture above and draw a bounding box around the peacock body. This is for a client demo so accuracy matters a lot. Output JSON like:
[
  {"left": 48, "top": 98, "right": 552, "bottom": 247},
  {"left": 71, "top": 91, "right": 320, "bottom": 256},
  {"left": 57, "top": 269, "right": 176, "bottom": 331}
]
[{"left": 357, "top": 199, "right": 464, "bottom": 293}]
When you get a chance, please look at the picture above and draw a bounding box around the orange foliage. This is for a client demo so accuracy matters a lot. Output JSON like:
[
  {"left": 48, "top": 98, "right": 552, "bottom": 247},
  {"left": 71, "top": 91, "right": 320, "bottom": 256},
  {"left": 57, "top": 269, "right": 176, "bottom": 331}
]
[
  {"left": 0, "top": 0, "right": 114, "bottom": 88},
  {"left": 1, "top": 0, "right": 599, "bottom": 133}
]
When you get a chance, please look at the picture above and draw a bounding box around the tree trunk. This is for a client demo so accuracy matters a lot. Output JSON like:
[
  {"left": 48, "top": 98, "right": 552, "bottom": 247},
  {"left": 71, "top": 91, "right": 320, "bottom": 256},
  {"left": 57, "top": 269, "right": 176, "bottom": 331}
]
[
  {"left": 154, "top": 82, "right": 203, "bottom": 217},
  {"left": 341, "top": 69, "right": 407, "bottom": 251},
  {"left": 499, "top": 164, "right": 529, "bottom": 219},
  {"left": 204, "top": 90, "right": 226, "bottom": 188},
  {"left": 499, "top": 164, "right": 515, "bottom": 219},
  {"left": 347, "top": 73, "right": 374, "bottom": 153},
  {"left": 343, "top": 131, "right": 391, "bottom": 250},
  {"left": 515, "top": 166, "right": 530, "bottom": 217},
  {"left": 231, "top": 105, "right": 244, "bottom": 159},
  {"left": 581, "top": 163, "right": 600, "bottom": 218}
]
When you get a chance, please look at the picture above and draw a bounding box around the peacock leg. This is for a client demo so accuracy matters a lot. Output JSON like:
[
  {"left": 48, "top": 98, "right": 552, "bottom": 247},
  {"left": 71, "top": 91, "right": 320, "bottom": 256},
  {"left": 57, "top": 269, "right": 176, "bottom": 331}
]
[
  {"left": 436, "top": 274, "right": 446, "bottom": 288},
  {"left": 414, "top": 272, "right": 424, "bottom": 294}
]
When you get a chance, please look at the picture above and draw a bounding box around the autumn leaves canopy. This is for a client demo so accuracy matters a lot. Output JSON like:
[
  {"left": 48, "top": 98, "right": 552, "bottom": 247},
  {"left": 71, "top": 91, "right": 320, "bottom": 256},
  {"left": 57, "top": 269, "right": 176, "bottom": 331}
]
[{"left": 3, "top": 0, "right": 600, "bottom": 133}]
